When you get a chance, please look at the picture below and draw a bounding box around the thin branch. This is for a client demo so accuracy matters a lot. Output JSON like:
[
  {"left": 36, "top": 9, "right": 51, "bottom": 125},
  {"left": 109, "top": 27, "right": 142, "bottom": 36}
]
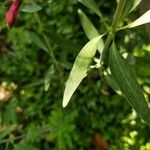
[{"left": 100, "top": 0, "right": 126, "bottom": 63}]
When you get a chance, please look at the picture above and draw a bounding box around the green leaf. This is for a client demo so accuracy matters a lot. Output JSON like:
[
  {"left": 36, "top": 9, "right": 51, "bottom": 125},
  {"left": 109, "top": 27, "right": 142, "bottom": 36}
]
[
  {"left": 104, "top": 71, "right": 121, "bottom": 95},
  {"left": 29, "top": 32, "right": 48, "bottom": 52},
  {"left": 0, "top": 124, "right": 16, "bottom": 140},
  {"left": 118, "top": 0, "right": 141, "bottom": 11},
  {"left": 130, "top": 0, "right": 142, "bottom": 12},
  {"left": 119, "top": 0, "right": 142, "bottom": 18},
  {"left": 63, "top": 36, "right": 102, "bottom": 107},
  {"left": 78, "top": 9, "right": 104, "bottom": 53},
  {"left": 26, "top": 124, "right": 41, "bottom": 143},
  {"left": 13, "top": 143, "right": 38, "bottom": 150},
  {"left": 44, "top": 65, "right": 55, "bottom": 91},
  {"left": 78, "top": 9, "right": 99, "bottom": 40},
  {"left": 127, "top": 10, "right": 150, "bottom": 28},
  {"left": 109, "top": 44, "right": 150, "bottom": 125},
  {"left": 78, "top": 0, "right": 102, "bottom": 17},
  {"left": 21, "top": 3, "right": 42, "bottom": 13}
]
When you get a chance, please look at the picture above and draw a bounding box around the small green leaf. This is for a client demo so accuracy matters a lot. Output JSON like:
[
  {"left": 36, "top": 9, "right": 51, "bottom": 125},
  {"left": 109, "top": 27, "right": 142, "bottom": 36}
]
[
  {"left": 0, "top": 124, "right": 16, "bottom": 140},
  {"left": 104, "top": 71, "right": 121, "bottom": 95},
  {"left": 21, "top": 3, "right": 42, "bottom": 13},
  {"left": 120, "top": 0, "right": 142, "bottom": 18},
  {"left": 29, "top": 32, "right": 48, "bottom": 52},
  {"left": 63, "top": 36, "right": 102, "bottom": 107},
  {"left": 78, "top": 0, "right": 102, "bottom": 17},
  {"left": 130, "top": 0, "right": 142, "bottom": 12},
  {"left": 14, "top": 143, "right": 38, "bottom": 150},
  {"left": 109, "top": 44, "right": 150, "bottom": 125},
  {"left": 44, "top": 65, "right": 55, "bottom": 91},
  {"left": 127, "top": 10, "right": 150, "bottom": 28},
  {"left": 78, "top": 9, "right": 104, "bottom": 53},
  {"left": 78, "top": 9, "right": 99, "bottom": 40}
]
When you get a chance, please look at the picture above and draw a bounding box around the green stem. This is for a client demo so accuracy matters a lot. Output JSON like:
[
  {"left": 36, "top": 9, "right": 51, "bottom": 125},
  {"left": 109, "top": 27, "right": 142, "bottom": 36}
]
[
  {"left": 111, "top": 0, "right": 126, "bottom": 30},
  {"left": 30, "top": 0, "right": 59, "bottom": 69},
  {"left": 100, "top": 32, "right": 113, "bottom": 63},
  {"left": 43, "top": 34, "right": 59, "bottom": 70},
  {"left": 34, "top": 13, "right": 59, "bottom": 70},
  {"left": 97, "top": 10, "right": 109, "bottom": 31},
  {"left": 34, "top": 13, "right": 43, "bottom": 32},
  {"left": 100, "top": 0, "right": 126, "bottom": 63}
]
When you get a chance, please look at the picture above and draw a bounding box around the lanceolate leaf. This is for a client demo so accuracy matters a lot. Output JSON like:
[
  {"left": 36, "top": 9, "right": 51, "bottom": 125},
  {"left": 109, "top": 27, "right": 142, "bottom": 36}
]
[
  {"left": 119, "top": 0, "right": 142, "bottom": 18},
  {"left": 78, "top": 0, "right": 102, "bottom": 17},
  {"left": 78, "top": 9, "right": 104, "bottom": 53},
  {"left": 109, "top": 45, "right": 150, "bottom": 125},
  {"left": 78, "top": 9, "right": 99, "bottom": 40},
  {"left": 127, "top": 10, "right": 150, "bottom": 28},
  {"left": 130, "top": 0, "right": 142, "bottom": 12},
  {"left": 21, "top": 3, "right": 42, "bottom": 13},
  {"left": 63, "top": 36, "right": 102, "bottom": 107},
  {"left": 29, "top": 32, "right": 48, "bottom": 52}
]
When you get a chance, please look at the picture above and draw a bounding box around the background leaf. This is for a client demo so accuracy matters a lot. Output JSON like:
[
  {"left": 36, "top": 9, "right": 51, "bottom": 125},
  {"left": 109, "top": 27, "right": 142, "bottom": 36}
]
[
  {"left": 0, "top": 124, "right": 16, "bottom": 141},
  {"left": 78, "top": 0, "right": 102, "bottom": 17},
  {"left": 109, "top": 44, "right": 150, "bottom": 125},
  {"left": 21, "top": 3, "right": 42, "bottom": 13},
  {"left": 29, "top": 32, "right": 48, "bottom": 52},
  {"left": 63, "top": 36, "right": 102, "bottom": 107},
  {"left": 13, "top": 143, "right": 38, "bottom": 150}
]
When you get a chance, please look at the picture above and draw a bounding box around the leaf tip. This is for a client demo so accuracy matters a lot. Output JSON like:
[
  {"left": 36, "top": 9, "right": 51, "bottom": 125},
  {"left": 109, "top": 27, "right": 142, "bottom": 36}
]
[
  {"left": 62, "top": 99, "right": 68, "bottom": 108},
  {"left": 78, "top": 9, "right": 82, "bottom": 14}
]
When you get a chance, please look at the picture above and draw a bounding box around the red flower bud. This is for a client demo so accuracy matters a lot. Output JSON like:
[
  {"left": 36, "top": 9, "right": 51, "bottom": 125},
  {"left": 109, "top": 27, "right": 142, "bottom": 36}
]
[{"left": 6, "top": 0, "right": 22, "bottom": 27}]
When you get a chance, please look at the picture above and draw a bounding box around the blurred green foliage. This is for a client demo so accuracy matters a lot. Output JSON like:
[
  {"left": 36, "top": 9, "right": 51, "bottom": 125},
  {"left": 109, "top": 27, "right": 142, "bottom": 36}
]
[{"left": 0, "top": 0, "right": 150, "bottom": 150}]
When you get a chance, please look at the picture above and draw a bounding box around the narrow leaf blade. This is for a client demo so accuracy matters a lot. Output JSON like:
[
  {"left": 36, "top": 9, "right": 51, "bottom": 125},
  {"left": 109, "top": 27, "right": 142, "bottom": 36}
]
[
  {"left": 78, "top": 9, "right": 99, "bottom": 40},
  {"left": 78, "top": 0, "right": 102, "bottom": 17},
  {"left": 78, "top": 9, "right": 104, "bottom": 53},
  {"left": 0, "top": 124, "right": 16, "bottom": 140},
  {"left": 29, "top": 32, "right": 48, "bottom": 52},
  {"left": 109, "top": 45, "right": 150, "bottom": 125},
  {"left": 127, "top": 10, "right": 150, "bottom": 28},
  {"left": 130, "top": 0, "right": 142, "bottom": 12},
  {"left": 119, "top": 0, "right": 142, "bottom": 18},
  {"left": 63, "top": 36, "right": 102, "bottom": 107},
  {"left": 21, "top": 3, "right": 42, "bottom": 13}
]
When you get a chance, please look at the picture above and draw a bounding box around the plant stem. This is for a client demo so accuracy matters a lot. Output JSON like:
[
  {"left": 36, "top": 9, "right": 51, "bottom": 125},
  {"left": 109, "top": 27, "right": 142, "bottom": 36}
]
[
  {"left": 34, "top": 13, "right": 43, "bottom": 32},
  {"left": 0, "top": 128, "right": 53, "bottom": 144},
  {"left": 43, "top": 34, "right": 59, "bottom": 70},
  {"left": 100, "top": 0, "right": 126, "bottom": 63},
  {"left": 29, "top": 0, "right": 59, "bottom": 69},
  {"left": 34, "top": 13, "right": 60, "bottom": 70},
  {"left": 0, "top": 135, "right": 25, "bottom": 144},
  {"left": 100, "top": 32, "right": 113, "bottom": 63},
  {"left": 111, "top": 0, "right": 126, "bottom": 30}
]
